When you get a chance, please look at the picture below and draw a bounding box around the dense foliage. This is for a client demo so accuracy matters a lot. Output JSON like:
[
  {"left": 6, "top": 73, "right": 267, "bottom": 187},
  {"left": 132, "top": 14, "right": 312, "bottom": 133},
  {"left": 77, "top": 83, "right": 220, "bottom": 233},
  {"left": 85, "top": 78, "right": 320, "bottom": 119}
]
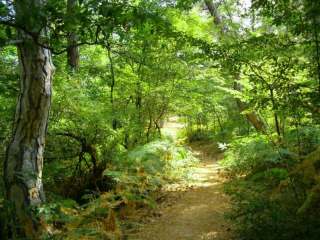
[{"left": 0, "top": 0, "right": 319, "bottom": 239}]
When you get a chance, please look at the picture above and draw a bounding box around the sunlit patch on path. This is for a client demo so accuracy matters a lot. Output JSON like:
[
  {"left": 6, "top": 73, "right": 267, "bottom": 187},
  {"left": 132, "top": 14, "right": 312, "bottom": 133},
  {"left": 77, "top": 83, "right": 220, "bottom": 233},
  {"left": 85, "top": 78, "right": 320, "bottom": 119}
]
[{"left": 161, "top": 116, "right": 185, "bottom": 140}]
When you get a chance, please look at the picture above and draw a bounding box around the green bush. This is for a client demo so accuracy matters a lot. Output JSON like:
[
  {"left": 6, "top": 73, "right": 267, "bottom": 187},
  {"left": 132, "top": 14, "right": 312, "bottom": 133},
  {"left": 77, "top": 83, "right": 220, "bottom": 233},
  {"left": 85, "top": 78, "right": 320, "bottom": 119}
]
[
  {"left": 222, "top": 133, "right": 320, "bottom": 240},
  {"left": 225, "top": 174, "right": 320, "bottom": 240},
  {"left": 104, "top": 139, "right": 198, "bottom": 200},
  {"left": 221, "top": 135, "right": 281, "bottom": 176},
  {"left": 284, "top": 126, "right": 320, "bottom": 155}
]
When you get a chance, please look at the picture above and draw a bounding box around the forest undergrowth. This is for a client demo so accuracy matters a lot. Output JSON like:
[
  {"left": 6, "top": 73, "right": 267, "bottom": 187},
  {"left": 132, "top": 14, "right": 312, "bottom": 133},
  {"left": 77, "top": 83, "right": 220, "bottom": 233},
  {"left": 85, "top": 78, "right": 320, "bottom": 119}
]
[
  {"left": 1, "top": 0, "right": 320, "bottom": 239},
  {"left": 37, "top": 137, "right": 199, "bottom": 239}
]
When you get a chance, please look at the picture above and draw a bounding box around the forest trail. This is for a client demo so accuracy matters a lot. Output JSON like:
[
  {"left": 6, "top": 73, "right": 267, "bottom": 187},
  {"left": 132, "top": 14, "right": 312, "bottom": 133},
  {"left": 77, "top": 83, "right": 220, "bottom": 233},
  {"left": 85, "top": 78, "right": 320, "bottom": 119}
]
[{"left": 128, "top": 117, "right": 233, "bottom": 240}]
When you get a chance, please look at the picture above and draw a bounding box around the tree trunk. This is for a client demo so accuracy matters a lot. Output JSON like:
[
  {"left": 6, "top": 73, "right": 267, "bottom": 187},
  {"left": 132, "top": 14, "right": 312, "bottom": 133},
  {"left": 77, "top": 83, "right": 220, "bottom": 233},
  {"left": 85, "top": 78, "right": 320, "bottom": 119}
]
[
  {"left": 269, "top": 88, "right": 281, "bottom": 138},
  {"left": 4, "top": 1, "right": 55, "bottom": 238},
  {"left": 106, "top": 41, "right": 120, "bottom": 130},
  {"left": 204, "top": 0, "right": 222, "bottom": 25},
  {"left": 67, "top": 0, "right": 79, "bottom": 70},
  {"left": 234, "top": 81, "right": 267, "bottom": 133},
  {"left": 67, "top": 33, "right": 79, "bottom": 70}
]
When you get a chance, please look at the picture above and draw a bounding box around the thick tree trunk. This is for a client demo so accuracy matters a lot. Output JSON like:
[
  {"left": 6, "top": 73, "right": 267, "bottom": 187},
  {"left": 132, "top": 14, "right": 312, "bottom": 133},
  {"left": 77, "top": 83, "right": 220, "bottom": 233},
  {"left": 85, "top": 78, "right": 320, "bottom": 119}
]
[
  {"left": 4, "top": 41, "right": 54, "bottom": 238},
  {"left": 4, "top": 1, "right": 55, "bottom": 238}
]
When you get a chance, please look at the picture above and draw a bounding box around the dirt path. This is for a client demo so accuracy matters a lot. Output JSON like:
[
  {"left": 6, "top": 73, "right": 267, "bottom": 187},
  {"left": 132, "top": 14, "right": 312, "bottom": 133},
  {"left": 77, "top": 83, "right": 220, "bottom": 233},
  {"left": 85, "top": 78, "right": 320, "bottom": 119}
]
[{"left": 127, "top": 117, "right": 233, "bottom": 240}]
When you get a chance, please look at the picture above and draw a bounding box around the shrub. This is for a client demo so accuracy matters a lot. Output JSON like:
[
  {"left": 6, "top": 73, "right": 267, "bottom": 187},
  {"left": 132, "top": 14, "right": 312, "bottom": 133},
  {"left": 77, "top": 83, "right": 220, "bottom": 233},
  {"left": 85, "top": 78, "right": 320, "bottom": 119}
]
[
  {"left": 221, "top": 135, "right": 281, "bottom": 176},
  {"left": 284, "top": 126, "right": 320, "bottom": 155},
  {"left": 222, "top": 133, "right": 320, "bottom": 240}
]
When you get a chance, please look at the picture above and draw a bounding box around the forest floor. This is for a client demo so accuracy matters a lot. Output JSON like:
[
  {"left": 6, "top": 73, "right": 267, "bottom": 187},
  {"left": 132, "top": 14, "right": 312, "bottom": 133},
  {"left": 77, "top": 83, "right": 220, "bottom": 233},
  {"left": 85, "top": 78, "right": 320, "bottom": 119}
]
[{"left": 125, "top": 117, "right": 233, "bottom": 240}]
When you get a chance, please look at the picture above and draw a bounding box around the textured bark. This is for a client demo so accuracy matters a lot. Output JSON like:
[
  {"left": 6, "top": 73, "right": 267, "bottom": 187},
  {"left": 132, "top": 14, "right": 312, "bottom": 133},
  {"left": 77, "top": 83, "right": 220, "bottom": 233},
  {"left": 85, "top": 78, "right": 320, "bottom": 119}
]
[
  {"left": 67, "top": 0, "right": 79, "bottom": 70},
  {"left": 4, "top": 0, "right": 55, "bottom": 238}
]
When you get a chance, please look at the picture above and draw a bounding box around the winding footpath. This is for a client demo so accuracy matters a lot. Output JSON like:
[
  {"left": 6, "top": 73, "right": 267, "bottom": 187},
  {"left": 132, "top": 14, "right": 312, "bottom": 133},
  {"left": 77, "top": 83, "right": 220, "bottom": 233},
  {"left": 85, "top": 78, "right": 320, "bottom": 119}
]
[{"left": 128, "top": 117, "right": 233, "bottom": 240}]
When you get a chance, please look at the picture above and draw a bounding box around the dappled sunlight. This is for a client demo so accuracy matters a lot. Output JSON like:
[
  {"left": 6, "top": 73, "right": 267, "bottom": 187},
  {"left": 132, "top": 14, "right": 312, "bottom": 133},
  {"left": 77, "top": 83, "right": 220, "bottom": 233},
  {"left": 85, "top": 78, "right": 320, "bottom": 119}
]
[
  {"left": 181, "top": 204, "right": 210, "bottom": 213},
  {"left": 162, "top": 116, "right": 185, "bottom": 141},
  {"left": 188, "top": 169, "right": 223, "bottom": 188},
  {"left": 1, "top": 0, "right": 317, "bottom": 238},
  {"left": 185, "top": 160, "right": 227, "bottom": 189},
  {"left": 200, "top": 231, "right": 221, "bottom": 240}
]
